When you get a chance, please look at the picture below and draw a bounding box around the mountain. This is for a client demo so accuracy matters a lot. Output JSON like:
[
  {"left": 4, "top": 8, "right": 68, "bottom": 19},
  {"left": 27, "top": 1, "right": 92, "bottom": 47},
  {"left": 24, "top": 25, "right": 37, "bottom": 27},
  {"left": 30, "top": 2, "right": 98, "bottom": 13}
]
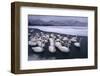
[{"left": 28, "top": 19, "right": 87, "bottom": 26}]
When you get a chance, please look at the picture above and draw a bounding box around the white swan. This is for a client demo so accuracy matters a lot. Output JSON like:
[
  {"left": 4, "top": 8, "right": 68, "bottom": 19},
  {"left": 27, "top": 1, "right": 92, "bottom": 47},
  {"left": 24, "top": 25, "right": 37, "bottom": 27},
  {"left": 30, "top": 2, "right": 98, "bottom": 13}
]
[
  {"left": 49, "top": 46, "right": 56, "bottom": 53},
  {"left": 50, "top": 33, "right": 54, "bottom": 37},
  {"left": 49, "top": 38, "right": 55, "bottom": 46},
  {"left": 49, "top": 38, "right": 56, "bottom": 53},
  {"left": 31, "top": 37, "right": 37, "bottom": 42},
  {"left": 74, "top": 38, "right": 81, "bottom": 47},
  {"left": 43, "top": 39, "right": 48, "bottom": 43},
  {"left": 60, "top": 46, "right": 70, "bottom": 52},
  {"left": 28, "top": 41, "right": 37, "bottom": 46},
  {"left": 62, "top": 37, "right": 68, "bottom": 41},
  {"left": 55, "top": 42, "right": 61, "bottom": 47},
  {"left": 32, "top": 47, "right": 43, "bottom": 52},
  {"left": 74, "top": 42, "right": 80, "bottom": 47},
  {"left": 70, "top": 37, "right": 77, "bottom": 42},
  {"left": 55, "top": 41, "right": 70, "bottom": 53},
  {"left": 55, "top": 39, "right": 60, "bottom": 42}
]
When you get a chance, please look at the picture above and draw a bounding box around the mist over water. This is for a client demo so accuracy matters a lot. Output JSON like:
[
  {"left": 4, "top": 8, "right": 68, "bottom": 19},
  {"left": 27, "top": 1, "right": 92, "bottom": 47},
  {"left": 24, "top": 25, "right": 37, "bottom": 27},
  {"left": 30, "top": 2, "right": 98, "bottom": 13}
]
[{"left": 29, "top": 25, "right": 88, "bottom": 36}]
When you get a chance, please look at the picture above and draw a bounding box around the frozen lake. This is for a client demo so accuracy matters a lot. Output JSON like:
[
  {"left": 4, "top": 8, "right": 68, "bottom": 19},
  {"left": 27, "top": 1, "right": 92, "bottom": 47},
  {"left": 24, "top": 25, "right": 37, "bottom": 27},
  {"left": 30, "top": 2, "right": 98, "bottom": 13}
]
[{"left": 29, "top": 26, "right": 88, "bottom": 36}]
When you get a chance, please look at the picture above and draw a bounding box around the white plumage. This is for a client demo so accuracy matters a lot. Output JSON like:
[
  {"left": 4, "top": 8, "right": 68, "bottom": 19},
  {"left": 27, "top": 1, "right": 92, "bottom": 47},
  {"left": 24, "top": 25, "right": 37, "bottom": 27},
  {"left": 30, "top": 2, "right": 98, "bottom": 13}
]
[
  {"left": 49, "top": 38, "right": 56, "bottom": 53},
  {"left": 29, "top": 32, "right": 82, "bottom": 54},
  {"left": 60, "top": 46, "right": 70, "bottom": 52},
  {"left": 74, "top": 42, "right": 80, "bottom": 47},
  {"left": 32, "top": 47, "right": 43, "bottom": 52},
  {"left": 55, "top": 42, "right": 70, "bottom": 53},
  {"left": 49, "top": 46, "right": 56, "bottom": 53},
  {"left": 70, "top": 37, "right": 77, "bottom": 42},
  {"left": 49, "top": 38, "right": 55, "bottom": 46},
  {"left": 74, "top": 38, "right": 81, "bottom": 47},
  {"left": 62, "top": 37, "right": 68, "bottom": 41},
  {"left": 28, "top": 41, "right": 37, "bottom": 46}
]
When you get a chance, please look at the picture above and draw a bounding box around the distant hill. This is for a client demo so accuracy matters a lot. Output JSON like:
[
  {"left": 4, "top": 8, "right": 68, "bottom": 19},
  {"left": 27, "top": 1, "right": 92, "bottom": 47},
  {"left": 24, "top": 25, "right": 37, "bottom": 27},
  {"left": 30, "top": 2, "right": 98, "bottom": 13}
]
[{"left": 28, "top": 19, "right": 87, "bottom": 26}]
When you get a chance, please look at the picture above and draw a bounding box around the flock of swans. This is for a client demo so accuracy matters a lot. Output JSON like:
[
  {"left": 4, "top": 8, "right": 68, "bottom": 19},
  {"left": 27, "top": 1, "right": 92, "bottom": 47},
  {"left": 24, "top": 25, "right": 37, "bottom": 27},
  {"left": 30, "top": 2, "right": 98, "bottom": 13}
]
[{"left": 28, "top": 31, "right": 81, "bottom": 53}]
